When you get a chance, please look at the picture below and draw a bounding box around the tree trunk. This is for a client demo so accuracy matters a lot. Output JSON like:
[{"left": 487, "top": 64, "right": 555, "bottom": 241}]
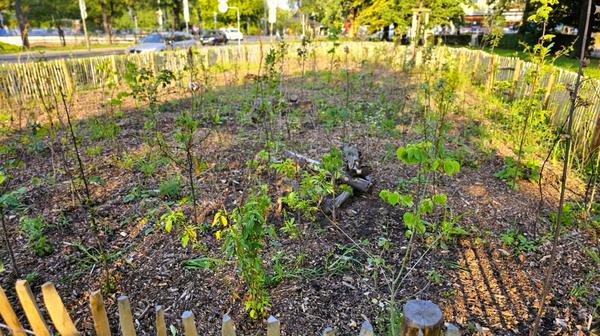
[
  {"left": 100, "top": 0, "right": 113, "bottom": 44},
  {"left": 14, "top": 0, "right": 30, "bottom": 49},
  {"left": 518, "top": 0, "right": 533, "bottom": 34},
  {"left": 172, "top": 0, "right": 182, "bottom": 31}
]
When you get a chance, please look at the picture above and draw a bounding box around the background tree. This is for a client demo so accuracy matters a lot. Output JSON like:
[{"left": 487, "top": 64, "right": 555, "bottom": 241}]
[{"left": 15, "top": 0, "right": 29, "bottom": 48}]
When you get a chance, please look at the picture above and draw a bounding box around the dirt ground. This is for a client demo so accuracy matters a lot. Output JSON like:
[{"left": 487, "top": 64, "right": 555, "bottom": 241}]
[{"left": 0, "top": 60, "right": 598, "bottom": 336}]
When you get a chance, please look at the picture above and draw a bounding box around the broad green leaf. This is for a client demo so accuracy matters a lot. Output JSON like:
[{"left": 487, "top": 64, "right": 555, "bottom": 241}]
[{"left": 433, "top": 194, "right": 447, "bottom": 206}]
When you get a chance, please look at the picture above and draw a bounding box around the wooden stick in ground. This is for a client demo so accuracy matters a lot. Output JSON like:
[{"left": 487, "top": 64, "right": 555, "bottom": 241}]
[
  {"left": 359, "top": 320, "right": 374, "bottom": 336},
  {"left": 41, "top": 282, "right": 80, "bottom": 336},
  {"left": 155, "top": 306, "right": 167, "bottom": 336},
  {"left": 400, "top": 300, "right": 443, "bottom": 336},
  {"left": 15, "top": 280, "right": 51, "bottom": 336},
  {"left": 266, "top": 315, "right": 280, "bottom": 336},
  {"left": 182, "top": 311, "right": 198, "bottom": 336},
  {"left": 530, "top": 0, "right": 593, "bottom": 335},
  {"left": 89, "top": 290, "right": 111, "bottom": 336},
  {"left": 0, "top": 285, "right": 26, "bottom": 336},
  {"left": 221, "top": 314, "right": 236, "bottom": 336},
  {"left": 117, "top": 296, "right": 136, "bottom": 336}
]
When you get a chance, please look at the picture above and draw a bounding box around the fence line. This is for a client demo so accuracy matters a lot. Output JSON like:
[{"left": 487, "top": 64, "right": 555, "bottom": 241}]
[
  {"left": 442, "top": 47, "right": 600, "bottom": 158},
  {"left": 0, "top": 279, "right": 380, "bottom": 335},
  {"left": 1, "top": 43, "right": 599, "bottom": 159}
]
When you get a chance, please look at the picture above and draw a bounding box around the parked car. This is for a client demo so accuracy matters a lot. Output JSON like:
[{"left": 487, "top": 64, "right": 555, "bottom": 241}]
[
  {"left": 128, "top": 32, "right": 196, "bottom": 53},
  {"left": 200, "top": 30, "right": 228, "bottom": 45},
  {"left": 220, "top": 27, "right": 243, "bottom": 41}
]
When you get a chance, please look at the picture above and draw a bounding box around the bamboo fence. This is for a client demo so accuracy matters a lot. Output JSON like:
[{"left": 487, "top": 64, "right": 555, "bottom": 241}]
[
  {"left": 0, "top": 42, "right": 599, "bottom": 158},
  {"left": 0, "top": 279, "right": 378, "bottom": 335}
]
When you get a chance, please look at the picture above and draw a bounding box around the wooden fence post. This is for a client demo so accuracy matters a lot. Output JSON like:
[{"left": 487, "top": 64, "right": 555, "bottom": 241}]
[
  {"left": 117, "top": 295, "right": 136, "bottom": 336},
  {"left": 15, "top": 280, "right": 51, "bottom": 336},
  {"left": 41, "top": 282, "right": 80, "bottom": 336},
  {"left": 0, "top": 286, "right": 26, "bottom": 336},
  {"left": 472, "top": 51, "right": 481, "bottom": 83},
  {"left": 182, "top": 311, "right": 198, "bottom": 336},
  {"left": 359, "top": 320, "right": 374, "bottom": 336},
  {"left": 60, "top": 59, "right": 74, "bottom": 95},
  {"left": 543, "top": 71, "right": 556, "bottom": 108},
  {"left": 89, "top": 290, "right": 111, "bottom": 336},
  {"left": 155, "top": 305, "right": 167, "bottom": 336},
  {"left": 221, "top": 314, "right": 236, "bottom": 336},
  {"left": 267, "top": 315, "right": 281, "bottom": 336},
  {"left": 401, "top": 300, "right": 443, "bottom": 336},
  {"left": 486, "top": 54, "right": 497, "bottom": 93},
  {"left": 511, "top": 59, "right": 523, "bottom": 98}
]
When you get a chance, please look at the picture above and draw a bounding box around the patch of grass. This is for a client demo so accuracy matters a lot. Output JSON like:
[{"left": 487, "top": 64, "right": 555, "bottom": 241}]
[
  {"left": 459, "top": 46, "right": 600, "bottom": 79},
  {"left": 0, "top": 41, "right": 20, "bottom": 53}
]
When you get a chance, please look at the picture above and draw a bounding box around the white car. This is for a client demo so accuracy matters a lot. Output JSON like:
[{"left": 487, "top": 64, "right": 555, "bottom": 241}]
[
  {"left": 128, "top": 32, "right": 196, "bottom": 53},
  {"left": 221, "top": 27, "right": 243, "bottom": 41}
]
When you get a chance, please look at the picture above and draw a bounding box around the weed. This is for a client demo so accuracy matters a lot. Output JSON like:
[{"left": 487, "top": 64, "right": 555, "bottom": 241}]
[
  {"left": 159, "top": 174, "right": 182, "bottom": 199},
  {"left": 20, "top": 215, "right": 54, "bottom": 257}
]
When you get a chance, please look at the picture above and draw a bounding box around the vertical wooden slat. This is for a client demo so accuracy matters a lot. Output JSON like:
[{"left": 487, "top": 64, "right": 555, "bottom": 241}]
[
  {"left": 89, "top": 290, "right": 111, "bottom": 336},
  {"left": 181, "top": 311, "right": 198, "bottom": 336},
  {"left": 15, "top": 280, "right": 51, "bottom": 336},
  {"left": 117, "top": 296, "right": 136, "bottom": 336},
  {"left": 221, "top": 314, "right": 236, "bottom": 336},
  {"left": 41, "top": 282, "right": 80, "bottom": 336},
  {"left": 155, "top": 305, "right": 167, "bottom": 336},
  {"left": 266, "top": 315, "right": 280, "bottom": 336},
  {"left": 359, "top": 320, "right": 374, "bottom": 336},
  {"left": 543, "top": 71, "right": 556, "bottom": 108},
  {"left": 0, "top": 286, "right": 26, "bottom": 336}
]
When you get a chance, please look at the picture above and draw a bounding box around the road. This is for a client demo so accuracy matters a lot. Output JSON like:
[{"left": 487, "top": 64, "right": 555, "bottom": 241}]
[{"left": 0, "top": 35, "right": 274, "bottom": 63}]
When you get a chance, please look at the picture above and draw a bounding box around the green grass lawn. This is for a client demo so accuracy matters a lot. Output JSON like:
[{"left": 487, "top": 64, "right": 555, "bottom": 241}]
[
  {"left": 0, "top": 42, "right": 129, "bottom": 54},
  {"left": 461, "top": 46, "right": 600, "bottom": 79}
]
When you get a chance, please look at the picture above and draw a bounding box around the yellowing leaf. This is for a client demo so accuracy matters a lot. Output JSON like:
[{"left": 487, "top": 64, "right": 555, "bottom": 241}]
[{"left": 215, "top": 230, "right": 222, "bottom": 240}]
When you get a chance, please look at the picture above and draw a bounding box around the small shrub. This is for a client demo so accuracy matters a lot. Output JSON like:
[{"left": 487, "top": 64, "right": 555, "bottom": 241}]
[{"left": 20, "top": 215, "right": 54, "bottom": 257}]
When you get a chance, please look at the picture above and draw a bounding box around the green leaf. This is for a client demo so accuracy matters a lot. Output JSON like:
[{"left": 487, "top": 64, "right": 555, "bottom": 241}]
[
  {"left": 379, "top": 190, "right": 399, "bottom": 206},
  {"left": 399, "top": 195, "right": 414, "bottom": 208},
  {"left": 419, "top": 198, "right": 434, "bottom": 214},
  {"left": 442, "top": 159, "right": 460, "bottom": 176},
  {"left": 0, "top": 171, "right": 6, "bottom": 185},
  {"left": 432, "top": 194, "right": 447, "bottom": 206},
  {"left": 403, "top": 212, "right": 417, "bottom": 227}
]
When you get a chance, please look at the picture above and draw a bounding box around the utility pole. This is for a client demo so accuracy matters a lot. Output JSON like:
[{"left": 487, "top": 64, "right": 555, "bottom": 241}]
[{"left": 79, "top": 0, "right": 90, "bottom": 50}]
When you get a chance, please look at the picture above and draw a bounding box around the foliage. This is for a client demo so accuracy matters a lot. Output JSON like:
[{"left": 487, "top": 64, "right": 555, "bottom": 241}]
[
  {"left": 161, "top": 210, "right": 201, "bottom": 249},
  {"left": 500, "top": 229, "right": 539, "bottom": 255},
  {"left": 20, "top": 215, "right": 54, "bottom": 257},
  {"left": 495, "top": 156, "right": 541, "bottom": 189},
  {"left": 213, "top": 185, "right": 273, "bottom": 319},
  {"left": 159, "top": 174, "right": 182, "bottom": 199}
]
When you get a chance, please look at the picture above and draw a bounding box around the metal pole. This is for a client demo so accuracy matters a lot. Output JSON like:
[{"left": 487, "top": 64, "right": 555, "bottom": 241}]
[{"left": 236, "top": 7, "right": 241, "bottom": 47}]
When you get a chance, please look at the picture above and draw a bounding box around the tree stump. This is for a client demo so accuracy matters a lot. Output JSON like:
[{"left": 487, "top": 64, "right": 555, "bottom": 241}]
[{"left": 401, "top": 300, "right": 443, "bottom": 336}]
